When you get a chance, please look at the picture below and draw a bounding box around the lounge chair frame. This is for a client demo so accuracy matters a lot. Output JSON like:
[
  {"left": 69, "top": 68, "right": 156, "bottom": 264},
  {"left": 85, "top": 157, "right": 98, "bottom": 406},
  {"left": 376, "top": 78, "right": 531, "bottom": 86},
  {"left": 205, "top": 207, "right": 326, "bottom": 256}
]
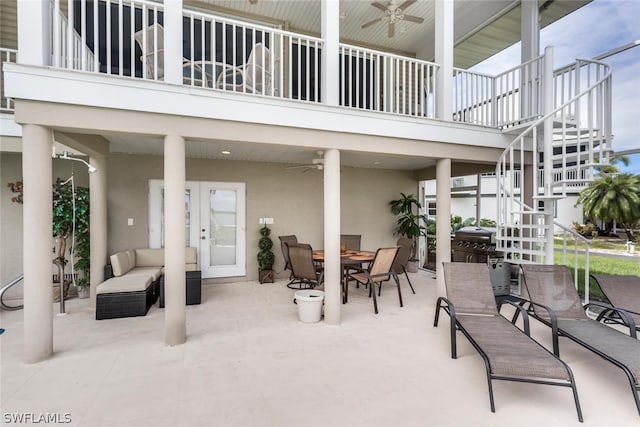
[
  {"left": 434, "top": 263, "right": 583, "bottom": 421},
  {"left": 590, "top": 274, "right": 640, "bottom": 333},
  {"left": 520, "top": 264, "right": 640, "bottom": 416}
]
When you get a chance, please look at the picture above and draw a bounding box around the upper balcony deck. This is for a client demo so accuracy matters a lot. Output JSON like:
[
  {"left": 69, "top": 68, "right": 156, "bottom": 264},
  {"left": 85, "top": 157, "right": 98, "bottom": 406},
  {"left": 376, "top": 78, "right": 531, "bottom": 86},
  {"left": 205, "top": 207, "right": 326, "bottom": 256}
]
[{"left": 3, "top": 0, "right": 558, "bottom": 132}]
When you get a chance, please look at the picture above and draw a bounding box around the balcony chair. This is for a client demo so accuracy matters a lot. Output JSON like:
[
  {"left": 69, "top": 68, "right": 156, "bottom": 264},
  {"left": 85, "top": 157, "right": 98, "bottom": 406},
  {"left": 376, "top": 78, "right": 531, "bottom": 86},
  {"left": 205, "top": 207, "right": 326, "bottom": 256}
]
[
  {"left": 434, "top": 262, "right": 583, "bottom": 421},
  {"left": 520, "top": 264, "right": 640, "bottom": 416},
  {"left": 346, "top": 246, "right": 400, "bottom": 314},
  {"left": 216, "top": 42, "right": 272, "bottom": 95},
  {"left": 286, "top": 243, "right": 323, "bottom": 290},
  {"left": 133, "top": 23, "right": 212, "bottom": 86},
  {"left": 590, "top": 274, "right": 640, "bottom": 333},
  {"left": 278, "top": 235, "right": 298, "bottom": 281}
]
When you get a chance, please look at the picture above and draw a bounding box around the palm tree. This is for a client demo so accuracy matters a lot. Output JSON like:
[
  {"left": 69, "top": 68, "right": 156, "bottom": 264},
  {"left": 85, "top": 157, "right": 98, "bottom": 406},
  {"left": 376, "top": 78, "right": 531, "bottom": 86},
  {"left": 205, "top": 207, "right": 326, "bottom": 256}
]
[
  {"left": 576, "top": 173, "right": 640, "bottom": 241},
  {"left": 596, "top": 154, "right": 630, "bottom": 174}
]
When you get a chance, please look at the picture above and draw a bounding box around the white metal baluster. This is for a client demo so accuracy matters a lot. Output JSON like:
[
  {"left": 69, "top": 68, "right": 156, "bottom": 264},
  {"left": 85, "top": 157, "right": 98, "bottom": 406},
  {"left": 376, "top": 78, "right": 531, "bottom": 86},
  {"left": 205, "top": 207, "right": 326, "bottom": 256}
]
[
  {"left": 222, "top": 22, "right": 227, "bottom": 90},
  {"left": 211, "top": 18, "right": 216, "bottom": 88},
  {"left": 106, "top": 0, "right": 111, "bottom": 73},
  {"left": 129, "top": 2, "right": 134, "bottom": 77},
  {"left": 118, "top": 0, "right": 123, "bottom": 75},
  {"left": 67, "top": 0, "right": 74, "bottom": 68},
  {"left": 93, "top": 0, "right": 98, "bottom": 71},
  {"left": 305, "top": 40, "right": 309, "bottom": 100},
  {"left": 141, "top": 5, "right": 147, "bottom": 79},
  {"left": 53, "top": 0, "right": 60, "bottom": 67},
  {"left": 200, "top": 18, "right": 206, "bottom": 87},
  {"left": 81, "top": 0, "right": 86, "bottom": 70}
]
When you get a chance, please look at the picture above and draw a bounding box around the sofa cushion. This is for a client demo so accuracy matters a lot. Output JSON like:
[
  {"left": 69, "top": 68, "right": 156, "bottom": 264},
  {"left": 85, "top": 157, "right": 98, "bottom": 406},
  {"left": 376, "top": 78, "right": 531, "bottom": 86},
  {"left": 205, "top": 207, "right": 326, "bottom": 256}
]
[
  {"left": 97, "top": 275, "right": 153, "bottom": 294},
  {"left": 111, "top": 252, "right": 134, "bottom": 277},
  {"left": 128, "top": 267, "right": 162, "bottom": 281},
  {"left": 135, "top": 248, "right": 164, "bottom": 267}
]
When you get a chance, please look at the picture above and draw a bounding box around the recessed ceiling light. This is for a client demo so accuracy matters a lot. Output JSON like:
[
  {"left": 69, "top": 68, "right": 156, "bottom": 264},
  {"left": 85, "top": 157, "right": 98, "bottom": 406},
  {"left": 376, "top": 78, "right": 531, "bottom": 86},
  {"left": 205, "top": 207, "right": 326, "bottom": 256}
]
[
  {"left": 221, "top": 150, "right": 231, "bottom": 155},
  {"left": 373, "top": 161, "right": 381, "bottom": 165}
]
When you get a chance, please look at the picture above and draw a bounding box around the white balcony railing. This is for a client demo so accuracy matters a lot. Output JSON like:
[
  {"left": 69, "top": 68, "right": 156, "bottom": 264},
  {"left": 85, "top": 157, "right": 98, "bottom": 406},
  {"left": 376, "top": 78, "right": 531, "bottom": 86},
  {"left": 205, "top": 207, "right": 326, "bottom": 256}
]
[
  {"left": 339, "top": 44, "right": 438, "bottom": 118},
  {"left": 51, "top": 0, "right": 99, "bottom": 72},
  {"left": 0, "top": 48, "right": 17, "bottom": 113},
  {"left": 44, "top": 0, "right": 560, "bottom": 127},
  {"left": 453, "top": 55, "right": 544, "bottom": 128}
]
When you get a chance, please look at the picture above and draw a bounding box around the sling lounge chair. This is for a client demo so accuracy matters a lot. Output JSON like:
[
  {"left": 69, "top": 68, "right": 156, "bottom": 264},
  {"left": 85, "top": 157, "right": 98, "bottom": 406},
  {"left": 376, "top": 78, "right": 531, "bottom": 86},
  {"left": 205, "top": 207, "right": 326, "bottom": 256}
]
[
  {"left": 434, "top": 262, "right": 583, "bottom": 421},
  {"left": 520, "top": 264, "right": 640, "bottom": 416},
  {"left": 591, "top": 274, "right": 640, "bottom": 333}
]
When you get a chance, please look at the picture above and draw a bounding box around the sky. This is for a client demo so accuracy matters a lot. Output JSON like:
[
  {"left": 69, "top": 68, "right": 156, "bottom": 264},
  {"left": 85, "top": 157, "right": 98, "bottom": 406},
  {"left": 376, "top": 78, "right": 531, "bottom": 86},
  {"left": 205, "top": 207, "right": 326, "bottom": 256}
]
[{"left": 471, "top": 0, "right": 640, "bottom": 175}]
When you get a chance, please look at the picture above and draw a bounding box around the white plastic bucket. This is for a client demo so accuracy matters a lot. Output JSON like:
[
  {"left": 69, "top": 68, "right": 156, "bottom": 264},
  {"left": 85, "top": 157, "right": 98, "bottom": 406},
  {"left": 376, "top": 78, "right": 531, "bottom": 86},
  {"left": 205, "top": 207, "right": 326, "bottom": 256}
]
[{"left": 294, "top": 290, "right": 324, "bottom": 323}]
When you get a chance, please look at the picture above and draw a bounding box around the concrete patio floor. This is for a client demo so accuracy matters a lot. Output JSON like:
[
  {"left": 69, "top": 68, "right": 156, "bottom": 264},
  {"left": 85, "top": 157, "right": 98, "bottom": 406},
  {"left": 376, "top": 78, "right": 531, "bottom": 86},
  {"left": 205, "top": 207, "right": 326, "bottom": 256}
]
[{"left": 1, "top": 270, "right": 638, "bottom": 427}]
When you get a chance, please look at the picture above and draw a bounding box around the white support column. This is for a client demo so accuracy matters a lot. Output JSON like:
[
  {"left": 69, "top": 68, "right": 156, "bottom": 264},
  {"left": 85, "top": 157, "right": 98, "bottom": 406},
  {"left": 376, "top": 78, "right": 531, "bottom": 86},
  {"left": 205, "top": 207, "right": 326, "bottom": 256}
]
[
  {"left": 22, "top": 124, "right": 53, "bottom": 363},
  {"left": 435, "top": 0, "right": 453, "bottom": 121},
  {"left": 17, "top": 0, "right": 50, "bottom": 66},
  {"left": 163, "top": 0, "right": 183, "bottom": 85},
  {"left": 323, "top": 148, "right": 341, "bottom": 325},
  {"left": 521, "top": 0, "right": 540, "bottom": 63},
  {"left": 164, "top": 134, "right": 186, "bottom": 345},
  {"left": 435, "top": 158, "right": 451, "bottom": 298},
  {"left": 321, "top": 0, "right": 340, "bottom": 106},
  {"left": 542, "top": 46, "right": 555, "bottom": 264},
  {"left": 89, "top": 155, "right": 107, "bottom": 308}
]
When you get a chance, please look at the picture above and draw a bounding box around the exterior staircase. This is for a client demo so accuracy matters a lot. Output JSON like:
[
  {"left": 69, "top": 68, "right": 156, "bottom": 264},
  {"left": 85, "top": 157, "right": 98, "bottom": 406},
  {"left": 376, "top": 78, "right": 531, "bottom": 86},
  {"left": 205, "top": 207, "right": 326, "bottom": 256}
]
[{"left": 495, "top": 47, "right": 612, "bottom": 303}]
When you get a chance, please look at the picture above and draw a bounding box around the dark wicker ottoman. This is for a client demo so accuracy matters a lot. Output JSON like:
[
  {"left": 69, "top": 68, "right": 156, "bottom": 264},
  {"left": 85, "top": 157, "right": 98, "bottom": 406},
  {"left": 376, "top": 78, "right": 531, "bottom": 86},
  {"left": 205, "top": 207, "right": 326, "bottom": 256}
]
[
  {"left": 159, "top": 270, "right": 202, "bottom": 308},
  {"left": 96, "top": 283, "right": 156, "bottom": 320}
]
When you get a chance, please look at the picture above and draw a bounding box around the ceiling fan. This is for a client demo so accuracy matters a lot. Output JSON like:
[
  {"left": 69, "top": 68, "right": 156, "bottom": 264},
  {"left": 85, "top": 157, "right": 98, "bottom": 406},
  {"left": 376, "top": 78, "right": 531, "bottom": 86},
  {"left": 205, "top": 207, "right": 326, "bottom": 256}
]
[
  {"left": 361, "top": 0, "right": 424, "bottom": 38},
  {"left": 285, "top": 151, "right": 324, "bottom": 173}
]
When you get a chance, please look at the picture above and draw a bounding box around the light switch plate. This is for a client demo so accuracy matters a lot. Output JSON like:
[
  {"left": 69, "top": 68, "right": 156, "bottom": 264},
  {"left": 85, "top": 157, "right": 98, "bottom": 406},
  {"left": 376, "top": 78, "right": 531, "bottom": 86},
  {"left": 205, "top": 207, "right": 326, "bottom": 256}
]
[{"left": 127, "top": 218, "right": 134, "bottom": 226}]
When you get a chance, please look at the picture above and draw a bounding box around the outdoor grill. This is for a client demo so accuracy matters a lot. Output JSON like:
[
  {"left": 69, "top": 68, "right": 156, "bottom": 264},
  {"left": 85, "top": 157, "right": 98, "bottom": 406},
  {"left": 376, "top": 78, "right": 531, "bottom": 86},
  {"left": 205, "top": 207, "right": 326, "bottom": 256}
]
[
  {"left": 452, "top": 227, "right": 512, "bottom": 296},
  {"left": 452, "top": 227, "right": 500, "bottom": 263}
]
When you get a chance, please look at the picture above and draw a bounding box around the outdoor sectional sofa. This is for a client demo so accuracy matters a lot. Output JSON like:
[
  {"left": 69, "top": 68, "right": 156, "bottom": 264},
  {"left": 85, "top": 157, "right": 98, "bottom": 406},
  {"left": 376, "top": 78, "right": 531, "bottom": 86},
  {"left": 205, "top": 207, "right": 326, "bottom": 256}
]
[{"left": 96, "top": 247, "right": 201, "bottom": 320}]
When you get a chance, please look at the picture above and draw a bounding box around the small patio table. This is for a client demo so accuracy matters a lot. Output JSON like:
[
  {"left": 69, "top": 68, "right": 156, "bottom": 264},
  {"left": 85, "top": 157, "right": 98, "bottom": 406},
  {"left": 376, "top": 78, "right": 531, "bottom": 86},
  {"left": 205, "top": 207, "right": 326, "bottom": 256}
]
[{"left": 313, "top": 250, "right": 376, "bottom": 303}]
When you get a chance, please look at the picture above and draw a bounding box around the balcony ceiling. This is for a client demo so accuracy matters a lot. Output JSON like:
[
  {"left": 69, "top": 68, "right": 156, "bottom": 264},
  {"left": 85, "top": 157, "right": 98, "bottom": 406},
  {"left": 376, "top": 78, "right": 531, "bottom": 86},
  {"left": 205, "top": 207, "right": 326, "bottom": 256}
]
[{"left": 191, "top": 0, "right": 591, "bottom": 68}]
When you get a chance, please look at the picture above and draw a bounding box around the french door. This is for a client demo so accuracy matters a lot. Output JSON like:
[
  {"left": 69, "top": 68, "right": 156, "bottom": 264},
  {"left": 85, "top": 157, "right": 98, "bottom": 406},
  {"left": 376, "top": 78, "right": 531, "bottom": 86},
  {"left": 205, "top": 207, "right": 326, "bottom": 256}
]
[{"left": 149, "top": 180, "right": 246, "bottom": 279}]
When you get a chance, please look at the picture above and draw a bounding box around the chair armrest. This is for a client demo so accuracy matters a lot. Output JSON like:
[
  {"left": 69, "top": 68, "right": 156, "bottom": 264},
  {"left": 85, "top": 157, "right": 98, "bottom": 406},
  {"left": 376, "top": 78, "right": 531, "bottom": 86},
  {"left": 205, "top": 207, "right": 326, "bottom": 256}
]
[
  {"left": 512, "top": 296, "right": 561, "bottom": 356},
  {"left": 104, "top": 264, "right": 114, "bottom": 281},
  {"left": 499, "top": 299, "right": 531, "bottom": 336},
  {"left": 585, "top": 301, "right": 637, "bottom": 338}
]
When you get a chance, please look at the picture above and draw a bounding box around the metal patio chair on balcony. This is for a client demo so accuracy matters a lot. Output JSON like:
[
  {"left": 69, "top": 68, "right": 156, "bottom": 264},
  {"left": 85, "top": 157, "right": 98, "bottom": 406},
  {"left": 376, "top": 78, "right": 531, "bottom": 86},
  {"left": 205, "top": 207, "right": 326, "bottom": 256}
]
[
  {"left": 216, "top": 42, "right": 272, "bottom": 95},
  {"left": 134, "top": 23, "right": 212, "bottom": 86}
]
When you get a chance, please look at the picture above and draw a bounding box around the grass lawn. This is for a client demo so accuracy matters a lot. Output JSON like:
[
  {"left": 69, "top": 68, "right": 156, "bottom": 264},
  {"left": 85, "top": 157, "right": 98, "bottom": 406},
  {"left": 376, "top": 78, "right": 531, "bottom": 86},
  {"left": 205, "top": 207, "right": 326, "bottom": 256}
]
[{"left": 554, "top": 252, "right": 640, "bottom": 301}]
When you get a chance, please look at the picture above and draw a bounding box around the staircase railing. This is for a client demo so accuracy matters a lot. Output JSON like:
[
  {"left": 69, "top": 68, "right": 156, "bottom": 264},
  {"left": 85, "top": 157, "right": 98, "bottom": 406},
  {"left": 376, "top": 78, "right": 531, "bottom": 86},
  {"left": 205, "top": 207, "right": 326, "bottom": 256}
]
[
  {"left": 0, "top": 274, "right": 24, "bottom": 311},
  {"left": 496, "top": 48, "right": 611, "bottom": 303}
]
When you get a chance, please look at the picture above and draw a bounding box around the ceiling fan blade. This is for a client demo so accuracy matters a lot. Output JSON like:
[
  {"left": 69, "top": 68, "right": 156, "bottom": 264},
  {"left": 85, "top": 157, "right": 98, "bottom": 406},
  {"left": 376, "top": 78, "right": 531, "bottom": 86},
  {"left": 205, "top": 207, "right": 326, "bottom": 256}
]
[
  {"left": 285, "top": 165, "right": 313, "bottom": 170},
  {"left": 371, "top": 2, "right": 388, "bottom": 12},
  {"left": 388, "top": 21, "right": 395, "bottom": 38},
  {"left": 397, "top": 0, "right": 417, "bottom": 11},
  {"left": 362, "top": 17, "right": 383, "bottom": 29},
  {"left": 402, "top": 15, "right": 424, "bottom": 24}
]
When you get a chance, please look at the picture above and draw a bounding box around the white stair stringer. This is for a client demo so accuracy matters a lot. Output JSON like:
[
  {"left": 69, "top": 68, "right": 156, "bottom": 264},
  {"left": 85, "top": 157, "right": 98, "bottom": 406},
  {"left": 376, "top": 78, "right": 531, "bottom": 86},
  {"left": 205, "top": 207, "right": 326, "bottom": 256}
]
[{"left": 496, "top": 54, "right": 612, "bottom": 304}]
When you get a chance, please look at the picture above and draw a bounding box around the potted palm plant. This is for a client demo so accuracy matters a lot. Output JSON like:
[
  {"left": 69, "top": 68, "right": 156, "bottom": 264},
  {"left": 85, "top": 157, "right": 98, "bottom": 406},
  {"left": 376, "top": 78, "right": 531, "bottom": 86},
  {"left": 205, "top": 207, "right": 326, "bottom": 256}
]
[
  {"left": 257, "top": 225, "right": 275, "bottom": 283},
  {"left": 389, "top": 193, "right": 427, "bottom": 273}
]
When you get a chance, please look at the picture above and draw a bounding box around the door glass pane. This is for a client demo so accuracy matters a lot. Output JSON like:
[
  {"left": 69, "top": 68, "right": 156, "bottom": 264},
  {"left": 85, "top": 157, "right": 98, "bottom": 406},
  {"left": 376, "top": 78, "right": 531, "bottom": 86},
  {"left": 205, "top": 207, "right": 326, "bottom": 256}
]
[
  {"left": 209, "top": 189, "right": 237, "bottom": 266},
  {"left": 160, "top": 188, "right": 191, "bottom": 247}
]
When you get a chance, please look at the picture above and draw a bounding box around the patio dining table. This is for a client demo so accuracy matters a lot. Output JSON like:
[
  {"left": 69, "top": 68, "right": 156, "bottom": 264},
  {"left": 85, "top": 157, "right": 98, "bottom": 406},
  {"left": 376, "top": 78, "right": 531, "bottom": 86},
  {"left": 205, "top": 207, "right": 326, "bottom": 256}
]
[{"left": 312, "top": 250, "right": 376, "bottom": 303}]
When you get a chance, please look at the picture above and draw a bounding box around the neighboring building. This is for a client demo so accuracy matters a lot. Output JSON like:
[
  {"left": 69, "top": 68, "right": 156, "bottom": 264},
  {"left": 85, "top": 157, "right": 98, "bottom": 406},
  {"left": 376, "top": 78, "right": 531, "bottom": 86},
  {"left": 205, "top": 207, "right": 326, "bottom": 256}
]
[
  {"left": 1, "top": 0, "right": 611, "bottom": 361},
  {"left": 423, "top": 173, "right": 586, "bottom": 229}
]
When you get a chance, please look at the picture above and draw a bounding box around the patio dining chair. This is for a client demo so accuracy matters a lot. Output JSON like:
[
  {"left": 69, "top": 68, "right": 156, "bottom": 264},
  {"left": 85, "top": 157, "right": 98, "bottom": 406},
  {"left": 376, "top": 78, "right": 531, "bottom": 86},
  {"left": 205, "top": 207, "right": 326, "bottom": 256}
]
[
  {"left": 590, "top": 274, "right": 640, "bottom": 333},
  {"left": 391, "top": 237, "right": 416, "bottom": 294},
  {"left": 520, "top": 264, "right": 640, "bottom": 416},
  {"left": 434, "top": 262, "right": 583, "bottom": 421},
  {"left": 278, "top": 235, "right": 297, "bottom": 280},
  {"left": 346, "top": 247, "right": 400, "bottom": 314},
  {"left": 286, "top": 243, "right": 323, "bottom": 290}
]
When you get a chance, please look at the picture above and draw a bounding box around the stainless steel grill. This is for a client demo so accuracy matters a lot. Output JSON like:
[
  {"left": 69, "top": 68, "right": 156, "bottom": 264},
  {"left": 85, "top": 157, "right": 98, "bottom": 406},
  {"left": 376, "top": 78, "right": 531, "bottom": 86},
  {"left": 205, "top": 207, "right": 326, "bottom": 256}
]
[
  {"left": 452, "top": 227, "right": 512, "bottom": 296},
  {"left": 452, "top": 227, "right": 500, "bottom": 263}
]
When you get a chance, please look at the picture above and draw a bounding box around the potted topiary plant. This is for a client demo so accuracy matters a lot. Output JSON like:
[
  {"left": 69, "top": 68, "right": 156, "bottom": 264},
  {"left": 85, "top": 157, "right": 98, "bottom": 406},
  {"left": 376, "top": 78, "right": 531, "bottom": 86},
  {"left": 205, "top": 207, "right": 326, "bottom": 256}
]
[
  {"left": 257, "top": 225, "right": 275, "bottom": 283},
  {"left": 389, "top": 193, "right": 427, "bottom": 272}
]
